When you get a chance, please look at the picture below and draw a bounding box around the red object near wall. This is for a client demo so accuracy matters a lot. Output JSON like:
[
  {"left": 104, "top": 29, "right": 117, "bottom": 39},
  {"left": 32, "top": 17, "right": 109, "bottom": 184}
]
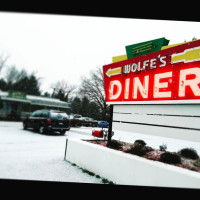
[{"left": 92, "top": 129, "right": 103, "bottom": 138}]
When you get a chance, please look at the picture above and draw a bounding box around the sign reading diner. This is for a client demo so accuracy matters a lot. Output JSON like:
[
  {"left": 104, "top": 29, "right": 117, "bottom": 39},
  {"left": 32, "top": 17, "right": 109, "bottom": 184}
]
[{"left": 103, "top": 38, "right": 200, "bottom": 104}]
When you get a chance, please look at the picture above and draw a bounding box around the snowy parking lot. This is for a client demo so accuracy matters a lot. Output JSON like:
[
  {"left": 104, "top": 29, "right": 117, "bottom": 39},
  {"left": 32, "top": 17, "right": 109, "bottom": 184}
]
[
  {"left": 0, "top": 121, "right": 103, "bottom": 184},
  {"left": 1, "top": 121, "right": 200, "bottom": 184}
]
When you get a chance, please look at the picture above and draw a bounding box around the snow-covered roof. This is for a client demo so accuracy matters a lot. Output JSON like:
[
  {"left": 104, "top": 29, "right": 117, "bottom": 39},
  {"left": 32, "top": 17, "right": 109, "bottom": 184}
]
[
  {"left": 0, "top": 90, "right": 8, "bottom": 97},
  {"left": 0, "top": 90, "right": 70, "bottom": 108}
]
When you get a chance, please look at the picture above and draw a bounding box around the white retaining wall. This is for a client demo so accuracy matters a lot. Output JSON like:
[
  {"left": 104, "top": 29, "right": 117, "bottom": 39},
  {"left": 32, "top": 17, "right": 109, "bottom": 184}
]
[
  {"left": 66, "top": 138, "right": 200, "bottom": 189},
  {"left": 113, "top": 104, "right": 200, "bottom": 142}
]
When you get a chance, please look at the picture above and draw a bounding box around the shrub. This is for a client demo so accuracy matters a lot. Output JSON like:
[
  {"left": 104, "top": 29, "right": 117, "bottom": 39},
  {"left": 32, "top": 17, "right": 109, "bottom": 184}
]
[
  {"left": 145, "top": 146, "right": 154, "bottom": 152},
  {"left": 95, "top": 175, "right": 101, "bottom": 178},
  {"left": 194, "top": 159, "right": 200, "bottom": 167},
  {"left": 82, "top": 168, "right": 95, "bottom": 176},
  {"left": 159, "top": 144, "right": 167, "bottom": 151},
  {"left": 178, "top": 148, "right": 199, "bottom": 160},
  {"left": 134, "top": 140, "right": 146, "bottom": 146},
  {"left": 189, "top": 168, "right": 198, "bottom": 172},
  {"left": 108, "top": 140, "right": 123, "bottom": 150},
  {"left": 102, "top": 178, "right": 114, "bottom": 184},
  {"left": 159, "top": 152, "right": 181, "bottom": 164},
  {"left": 125, "top": 143, "right": 152, "bottom": 157}
]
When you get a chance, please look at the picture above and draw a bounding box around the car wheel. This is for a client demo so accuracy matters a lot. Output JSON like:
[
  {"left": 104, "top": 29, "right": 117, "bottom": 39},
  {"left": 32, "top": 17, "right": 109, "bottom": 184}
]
[
  {"left": 23, "top": 122, "right": 27, "bottom": 130},
  {"left": 39, "top": 126, "right": 46, "bottom": 134}
]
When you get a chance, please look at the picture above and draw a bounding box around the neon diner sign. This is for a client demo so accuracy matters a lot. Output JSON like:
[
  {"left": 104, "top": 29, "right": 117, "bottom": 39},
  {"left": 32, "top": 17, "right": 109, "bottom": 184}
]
[{"left": 103, "top": 40, "right": 200, "bottom": 104}]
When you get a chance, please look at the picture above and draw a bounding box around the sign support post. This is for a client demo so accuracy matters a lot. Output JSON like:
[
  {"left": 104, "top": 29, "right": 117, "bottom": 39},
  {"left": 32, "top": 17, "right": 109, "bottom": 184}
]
[{"left": 107, "top": 104, "right": 113, "bottom": 147}]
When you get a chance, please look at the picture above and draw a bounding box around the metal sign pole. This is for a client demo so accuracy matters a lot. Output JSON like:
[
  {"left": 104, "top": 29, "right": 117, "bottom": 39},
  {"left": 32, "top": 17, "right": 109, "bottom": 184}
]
[{"left": 107, "top": 104, "right": 113, "bottom": 147}]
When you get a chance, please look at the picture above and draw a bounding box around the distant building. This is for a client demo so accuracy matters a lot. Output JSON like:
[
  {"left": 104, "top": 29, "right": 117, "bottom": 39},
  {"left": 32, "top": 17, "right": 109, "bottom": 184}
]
[{"left": 0, "top": 90, "right": 70, "bottom": 121}]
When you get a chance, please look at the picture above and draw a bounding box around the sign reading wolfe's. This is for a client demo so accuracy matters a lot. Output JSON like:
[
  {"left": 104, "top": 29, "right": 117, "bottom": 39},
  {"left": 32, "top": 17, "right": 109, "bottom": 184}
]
[
  {"left": 8, "top": 91, "right": 26, "bottom": 100},
  {"left": 103, "top": 39, "right": 200, "bottom": 104}
]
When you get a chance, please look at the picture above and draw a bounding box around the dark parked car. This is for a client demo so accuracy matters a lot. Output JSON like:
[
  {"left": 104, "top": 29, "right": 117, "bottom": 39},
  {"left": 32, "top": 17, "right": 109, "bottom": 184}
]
[
  {"left": 80, "top": 117, "right": 98, "bottom": 127},
  {"left": 23, "top": 109, "right": 70, "bottom": 135},
  {"left": 69, "top": 114, "right": 83, "bottom": 127},
  {"left": 98, "top": 121, "right": 109, "bottom": 128}
]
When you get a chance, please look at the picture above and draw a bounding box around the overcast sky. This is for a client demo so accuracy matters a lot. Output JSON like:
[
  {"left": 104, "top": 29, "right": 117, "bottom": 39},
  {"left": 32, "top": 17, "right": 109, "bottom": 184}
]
[{"left": 0, "top": 12, "right": 200, "bottom": 94}]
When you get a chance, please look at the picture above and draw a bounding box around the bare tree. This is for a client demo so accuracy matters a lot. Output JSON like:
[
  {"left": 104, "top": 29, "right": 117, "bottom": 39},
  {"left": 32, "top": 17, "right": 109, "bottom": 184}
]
[
  {"left": 15, "top": 69, "right": 28, "bottom": 82},
  {"left": 4, "top": 65, "right": 19, "bottom": 84},
  {"left": 0, "top": 52, "right": 10, "bottom": 74},
  {"left": 79, "top": 66, "right": 109, "bottom": 120},
  {"left": 51, "top": 80, "right": 76, "bottom": 102},
  {"left": 5, "top": 66, "right": 28, "bottom": 84}
]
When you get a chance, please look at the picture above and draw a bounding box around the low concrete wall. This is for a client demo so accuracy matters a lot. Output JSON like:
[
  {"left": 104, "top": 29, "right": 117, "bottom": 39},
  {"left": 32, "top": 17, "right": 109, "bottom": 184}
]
[{"left": 66, "top": 138, "right": 200, "bottom": 189}]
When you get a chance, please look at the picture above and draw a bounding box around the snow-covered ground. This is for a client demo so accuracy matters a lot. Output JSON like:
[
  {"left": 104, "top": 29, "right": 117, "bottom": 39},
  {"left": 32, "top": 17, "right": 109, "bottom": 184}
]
[
  {"left": 0, "top": 121, "right": 102, "bottom": 184},
  {"left": 0, "top": 121, "right": 200, "bottom": 184}
]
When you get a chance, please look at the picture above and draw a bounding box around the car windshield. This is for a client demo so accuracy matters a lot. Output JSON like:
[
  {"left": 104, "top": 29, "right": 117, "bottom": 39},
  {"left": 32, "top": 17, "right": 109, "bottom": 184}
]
[{"left": 50, "top": 112, "right": 69, "bottom": 120}]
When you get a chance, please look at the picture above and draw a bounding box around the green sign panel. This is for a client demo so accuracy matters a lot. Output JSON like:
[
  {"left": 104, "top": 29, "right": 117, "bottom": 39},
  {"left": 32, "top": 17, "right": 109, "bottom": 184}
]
[
  {"left": 125, "top": 37, "right": 169, "bottom": 59},
  {"left": 8, "top": 91, "right": 26, "bottom": 100}
]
